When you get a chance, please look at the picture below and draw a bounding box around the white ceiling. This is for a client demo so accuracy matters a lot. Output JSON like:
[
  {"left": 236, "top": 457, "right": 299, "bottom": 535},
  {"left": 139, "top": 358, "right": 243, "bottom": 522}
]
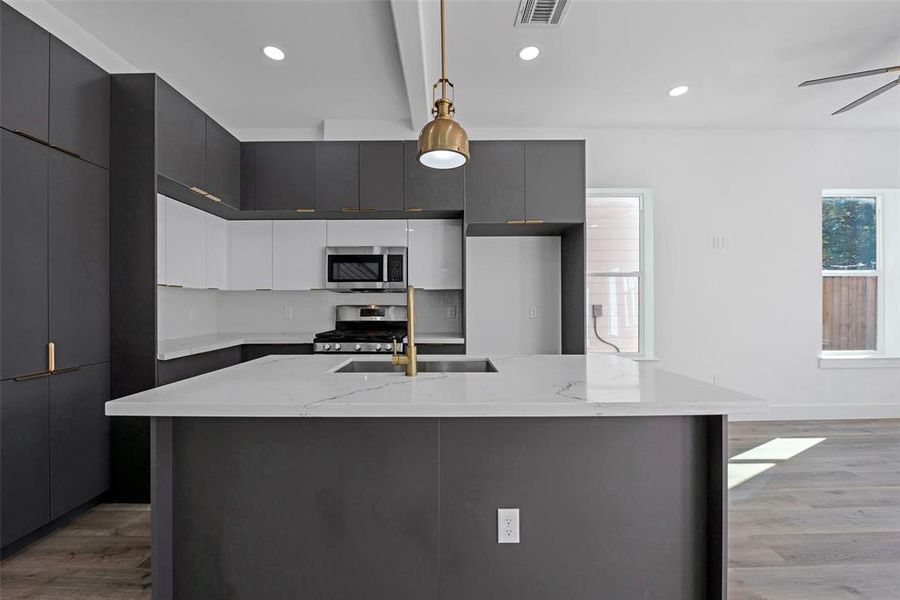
[{"left": 23, "top": 0, "right": 900, "bottom": 135}]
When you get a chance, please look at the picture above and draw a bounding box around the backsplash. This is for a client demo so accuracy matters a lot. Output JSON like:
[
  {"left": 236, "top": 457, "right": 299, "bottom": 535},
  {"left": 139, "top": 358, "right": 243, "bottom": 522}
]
[{"left": 158, "top": 287, "right": 462, "bottom": 341}]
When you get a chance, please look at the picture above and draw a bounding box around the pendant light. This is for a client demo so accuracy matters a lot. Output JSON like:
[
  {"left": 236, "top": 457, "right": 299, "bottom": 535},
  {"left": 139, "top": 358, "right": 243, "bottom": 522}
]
[{"left": 418, "top": 0, "right": 469, "bottom": 169}]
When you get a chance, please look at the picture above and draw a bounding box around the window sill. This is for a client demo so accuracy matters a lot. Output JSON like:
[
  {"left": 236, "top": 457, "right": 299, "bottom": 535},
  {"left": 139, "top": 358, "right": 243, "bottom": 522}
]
[{"left": 819, "top": 355, "right": 900, "bottom": 369}]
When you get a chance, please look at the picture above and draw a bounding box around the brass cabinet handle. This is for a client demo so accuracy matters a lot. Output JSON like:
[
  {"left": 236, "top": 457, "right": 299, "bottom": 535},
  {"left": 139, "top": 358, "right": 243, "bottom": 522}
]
[
  {"left": 206, "top": 194, "right": 222, "bottom": 203},
  {"left": 13, "top": 342, "right": 61, "bottom": 381},
  {"left": 525, "top": 219, "right": 544, "bottom": 224},
  {"left": 506, "top": 220, "right": 526, "bottom": 225},
  {"left": 50, "top": 144, "right": 81, "bottom": 159},
  {"left": 48, "top": 342, "right": 55, "bottom": 373},
  {"left": 405, "top": 208, "right": 424, "bottom": 212},
  {"left": 189, "top": 186, "right": 209, "bottom": 196},
  {"left": 295, "top": 208, "right": 315, "bottom": 213},
  {"left": 13, "top": 129, "right": 50, "bottom": 146}
]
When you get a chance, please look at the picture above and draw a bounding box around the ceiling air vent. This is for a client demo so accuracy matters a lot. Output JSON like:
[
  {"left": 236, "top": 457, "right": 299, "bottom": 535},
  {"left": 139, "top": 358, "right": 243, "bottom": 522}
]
[{"left": 514, "top": 0, "right": 571, "bottom": 27}]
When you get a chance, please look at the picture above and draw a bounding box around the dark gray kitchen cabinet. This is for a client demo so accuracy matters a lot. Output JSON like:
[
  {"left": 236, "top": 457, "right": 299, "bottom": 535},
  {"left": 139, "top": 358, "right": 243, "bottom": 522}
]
[
  {"left": 1, "top": 3, "right": 49, "bottom": 141},
  {"left": 0, "top": 378, "right": 51, "bottom": 547},
  {"left": 205, "top": 117, "right": 240, "bottom": 208},
  {"left": 1, "top": 131, "right": 49, "bottom": 380},
  {"left": 359, "top": 141, "right": 404, "bottom": 211},
  {"left": 465, "top": 141, "right": 525, "bottom": 223},
  {"left": 524, "top": 140, "right": 585, "bottom": 223},
  {"left": 49, "top": 37, "right": 110, "bottom": 168},
  {"left": 156, "top": 78, "right": 206, "bottom": 190},
  {"left": 315, "top": 141, "right": 359, "bottom": 212},
  {"left": 157, "top": 347, "right": 242, "bottom": 386},
  {"left": 49, "top": 152, "right": 110, "bottom": 371},
  {"left": 253, "top": 142, "right": 316, "bottom": 211},
  {"left": 49, "top": 363, "right": 111, "bottom": 519},
  {"left": 240, "top": 144, "right": 257, "bottom": 210},
  {"left": 403, "top": 141, "right": 464, "bottom": 211}
]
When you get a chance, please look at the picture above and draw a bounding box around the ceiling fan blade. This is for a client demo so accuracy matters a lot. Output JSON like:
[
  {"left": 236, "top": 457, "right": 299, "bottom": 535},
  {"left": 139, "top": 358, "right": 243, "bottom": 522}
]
[
  {"left": 799, "top": 66, "right": 900, "bottom": 87},
  {"left": 832, "top": 77, "right": 900, "bottom": 115}
]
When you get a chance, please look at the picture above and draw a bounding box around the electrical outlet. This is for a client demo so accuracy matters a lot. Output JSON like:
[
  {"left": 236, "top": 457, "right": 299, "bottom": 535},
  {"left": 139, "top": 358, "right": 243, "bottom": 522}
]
[
  {"left": 283, "top": 305, "right": 294, "bottom": 320},
  {"left": 529, "top": 307, "right": 537, "bottom": 319},
  {"left": 447, "top": 306, "right": 457, "bottom": 320},
  {"left": 497, "top": 508, "right": 520, "bottom": 544},
  {"left": 592, "top": 304, "right": 603, "bottom": 318},
  {"left": 712, "top": 235, "right": 729, "bottom": 250}
]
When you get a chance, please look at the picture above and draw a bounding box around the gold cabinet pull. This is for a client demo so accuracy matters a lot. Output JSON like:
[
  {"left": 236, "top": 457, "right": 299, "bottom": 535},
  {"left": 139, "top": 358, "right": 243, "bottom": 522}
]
[
  {"left": 506, "top": 220, "right": 526, "bottom": 225},
  {"left": 13, "top": 129, "right": 50, "bottom": 146},
  {"left": 206, "top": 194, "right": 222, "bottom": 203},
  {"left": 405, "top": 208, "right": 424, "bottom": 212},
  {"left": 295, "top": 208, "right": 315, "bottom": 213},
  {"left": 48, "top": 342, "right": 56, "bottom": 373},
  {"left": 525, "top": 219, "right": 544, "bottom": 224},
  {"left": 189, "top": 186, "right": 209, "bottom": 196}
]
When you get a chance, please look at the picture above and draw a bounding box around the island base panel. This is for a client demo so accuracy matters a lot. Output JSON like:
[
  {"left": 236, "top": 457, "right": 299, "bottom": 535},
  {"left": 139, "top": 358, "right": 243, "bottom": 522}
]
[{"left": 151, "top": 415, "right": 726, "bottom": 599}]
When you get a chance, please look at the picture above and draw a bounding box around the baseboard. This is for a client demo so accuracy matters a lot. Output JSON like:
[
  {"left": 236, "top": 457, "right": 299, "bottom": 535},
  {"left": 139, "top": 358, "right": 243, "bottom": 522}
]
[
  {"left": 730, "top": 403, "right": 900, "bottom": 422},
  {"left": 0, "top": 493, "right": 106, "bottom": 559}
]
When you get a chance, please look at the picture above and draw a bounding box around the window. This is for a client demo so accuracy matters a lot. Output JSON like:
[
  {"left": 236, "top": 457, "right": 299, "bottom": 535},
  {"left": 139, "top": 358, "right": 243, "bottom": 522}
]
[
  {"left": 585, "top": 190, "right": 654, "bottom": 357},
  {"left": 821, "top": 189, "right": 899, "bottom": 363},
  {"left": 821, "top": 195, "right": 879, "bottom": 351}
]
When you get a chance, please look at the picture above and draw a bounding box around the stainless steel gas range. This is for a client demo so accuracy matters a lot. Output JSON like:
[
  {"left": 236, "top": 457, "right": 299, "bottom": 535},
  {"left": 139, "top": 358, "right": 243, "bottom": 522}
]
[{"left": 313, "top": 305, "right": 407, "bottom": 354}]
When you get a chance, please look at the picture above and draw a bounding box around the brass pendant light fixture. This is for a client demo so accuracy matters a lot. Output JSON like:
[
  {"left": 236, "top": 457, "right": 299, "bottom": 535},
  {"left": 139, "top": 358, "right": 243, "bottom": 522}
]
[{"left": 418, "top": 0, "right": 469, "bottom": 169}]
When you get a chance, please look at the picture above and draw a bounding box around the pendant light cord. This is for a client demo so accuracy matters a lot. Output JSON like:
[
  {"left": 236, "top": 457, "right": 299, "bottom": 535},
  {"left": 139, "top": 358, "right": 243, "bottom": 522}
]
[{"left": 440, "top": 0, "right": 447, "bottom": 99}]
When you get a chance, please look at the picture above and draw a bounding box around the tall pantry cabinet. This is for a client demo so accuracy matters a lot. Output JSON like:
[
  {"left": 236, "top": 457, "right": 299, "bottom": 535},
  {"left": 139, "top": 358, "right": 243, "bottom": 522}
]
[{"left": 1, "top": 2, "right": 111, "bottom": 550}]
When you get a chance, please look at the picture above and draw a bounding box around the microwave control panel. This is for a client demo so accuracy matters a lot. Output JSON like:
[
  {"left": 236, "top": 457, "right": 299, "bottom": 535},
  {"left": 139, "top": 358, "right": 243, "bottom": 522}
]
[{"left": 387, "top": 255, "right": 405, "bottom": 282}]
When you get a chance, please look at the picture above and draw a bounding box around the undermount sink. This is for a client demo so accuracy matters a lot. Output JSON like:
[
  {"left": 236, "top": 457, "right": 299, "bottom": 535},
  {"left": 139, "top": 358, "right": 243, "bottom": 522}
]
[{"left": 334, "top": 359, "right": 498, "bottom": 374}]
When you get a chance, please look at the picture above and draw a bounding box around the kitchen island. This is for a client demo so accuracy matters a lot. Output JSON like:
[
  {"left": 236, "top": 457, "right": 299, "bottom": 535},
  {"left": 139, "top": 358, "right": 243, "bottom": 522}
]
[{"left": 106, "top": 354, "right": 766, "bottom": 600}]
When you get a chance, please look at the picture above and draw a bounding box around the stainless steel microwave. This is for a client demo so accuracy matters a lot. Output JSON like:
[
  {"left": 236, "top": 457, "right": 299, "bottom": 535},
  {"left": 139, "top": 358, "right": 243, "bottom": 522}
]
[{"left": 325, "top": 246, "right": 407, "bottom": 291}]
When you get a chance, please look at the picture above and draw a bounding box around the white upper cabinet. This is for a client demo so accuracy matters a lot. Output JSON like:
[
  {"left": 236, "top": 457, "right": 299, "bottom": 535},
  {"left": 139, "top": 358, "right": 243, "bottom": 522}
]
[
  {"left": 205, "top": 214, "right": 228, "bottom": 290},
  {"left": 165, "top": 196, "right": 206, "bottom": 288},
  {"left": 273, "top": 221, "right": 327, "bottom": 290},
  {"left": 229, "top": 221, "right": 273, "bottom": 290},
  {"left": 156, "top": 194, "right": 167, "bottom": 285},
  {"left": 325, "top": 219, "right": 408, "bottom": 247},
  {"left": 408, "top": 219, "right": 462, "bottom": 290}
]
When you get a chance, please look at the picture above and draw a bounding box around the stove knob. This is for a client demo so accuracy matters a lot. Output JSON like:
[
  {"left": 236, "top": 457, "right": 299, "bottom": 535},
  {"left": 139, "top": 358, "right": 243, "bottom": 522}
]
[
  {"left": 334, "top": 343, "right": 342, "bottom": 351},
  {"left": 322, "top": 343, "right": 331, "bottom": 351},
  {"left": 375, "top": 343, "right": 382, "bottom": 351},
  {"left": 354, "top": 344, "right": 362, "bottom": 352}
]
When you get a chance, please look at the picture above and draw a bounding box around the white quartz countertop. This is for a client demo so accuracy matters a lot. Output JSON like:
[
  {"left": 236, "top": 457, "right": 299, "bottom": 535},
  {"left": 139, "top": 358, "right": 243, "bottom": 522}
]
[
  {"left": 107, "top": 354, "right": 767, "bottom": 418},
  {"left": 157, "top": 332, "right": 464, "bottom": 360}
]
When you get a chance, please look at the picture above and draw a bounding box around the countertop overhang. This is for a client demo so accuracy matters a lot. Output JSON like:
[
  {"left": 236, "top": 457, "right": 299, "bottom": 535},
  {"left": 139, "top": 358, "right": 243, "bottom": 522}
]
[{"left": 105, "top": 354, "right": 767, "bottom": 418}]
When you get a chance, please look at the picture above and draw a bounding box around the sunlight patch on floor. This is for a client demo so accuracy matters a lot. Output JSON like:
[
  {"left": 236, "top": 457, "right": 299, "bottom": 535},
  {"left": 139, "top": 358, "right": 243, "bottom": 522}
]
[
  {"left": 730, "top": 437, "right": 826, "bottom": 461},
  {"left": 727, "top": 462, "right": 776, "bottom": 489}
]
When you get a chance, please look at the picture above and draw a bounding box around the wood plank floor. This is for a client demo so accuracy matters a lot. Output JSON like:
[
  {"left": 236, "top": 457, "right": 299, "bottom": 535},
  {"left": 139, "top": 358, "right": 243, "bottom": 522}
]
[{"left": 1, "top": 419, "right": 897, "bottom": 599}]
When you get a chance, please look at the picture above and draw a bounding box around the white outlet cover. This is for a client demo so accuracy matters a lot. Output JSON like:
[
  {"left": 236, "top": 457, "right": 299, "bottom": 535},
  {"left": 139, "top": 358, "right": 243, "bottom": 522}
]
[{"left": 497, "top": 508, "right": 520, "bottom": 544}]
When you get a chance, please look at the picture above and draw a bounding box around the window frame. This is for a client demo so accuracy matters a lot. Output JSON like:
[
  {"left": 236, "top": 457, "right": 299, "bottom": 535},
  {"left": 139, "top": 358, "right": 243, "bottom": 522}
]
[
  {"left": 585, "top": 188, "right": 655, "bottom": 360},
  {"left": 820, "top": 190, "right": 884, "bottom": 357}
]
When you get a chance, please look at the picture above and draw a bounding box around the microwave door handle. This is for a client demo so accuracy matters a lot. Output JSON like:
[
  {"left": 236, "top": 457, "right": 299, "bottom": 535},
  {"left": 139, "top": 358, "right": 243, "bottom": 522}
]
[{"left": 383, "top": 253, "right": 389, "bottom": 283}]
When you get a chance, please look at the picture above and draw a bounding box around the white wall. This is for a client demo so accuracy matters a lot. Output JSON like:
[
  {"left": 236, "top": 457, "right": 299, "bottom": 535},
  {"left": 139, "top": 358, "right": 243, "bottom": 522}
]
[
  {"left": 578, "top": 128, "right": 900, "bottom": 420},
  {"left": 158, "top": 289, "right": 463, "bottom": 340},
  {"left": 465, "top": 237, "right": 561, "bottom": 355}
]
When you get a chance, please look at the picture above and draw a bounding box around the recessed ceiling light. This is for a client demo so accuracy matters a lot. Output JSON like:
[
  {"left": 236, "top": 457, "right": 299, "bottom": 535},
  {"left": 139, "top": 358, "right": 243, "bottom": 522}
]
[
  {"left": 668, "top": 85, "right": 689, "bottom": 97},
  {"left": 262, "top": 45, "right": 286, "bottom": 61},
  {"left": 517, "top": 45, "right": 541, "bottom": 61}
]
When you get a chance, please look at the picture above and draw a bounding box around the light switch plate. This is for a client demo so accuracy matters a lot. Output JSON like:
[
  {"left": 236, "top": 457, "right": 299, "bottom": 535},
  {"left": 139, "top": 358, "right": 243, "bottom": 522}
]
[{"left": 497, "top": 508, "right": 520, "bottom": 543}]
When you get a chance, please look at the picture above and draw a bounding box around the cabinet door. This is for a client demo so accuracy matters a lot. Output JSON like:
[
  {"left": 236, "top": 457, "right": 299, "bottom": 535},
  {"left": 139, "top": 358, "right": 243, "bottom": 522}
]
[
  {"left": 49, "top": 363, "right": 110, "bottom": 519},
  {"left": 325, "top": 219, "right": 408, "bottom": 247},
  {"left": 240, "top": 143, "right": 257, "bottom": 210},
  {"left": 205, "top": 214, "right": 229, "bottom": 290},
  {"left": 273, "top": 221, "right": 327, "bottom": 290},
  {"left": 157, "top": 194, "right": 167, "bottom": 284},
  {"left": 49, "top": 37, "right": 110, "bottom": 168},
  {"left": 1, "top": 3, "right": 49, "bottom": 141},
  {"left": 315, "top": 142, "right": 359, "bottom": 212},
  {"left": 408, "top": 219, "right": 462, "bottom": 290},
  {"left": 49, "top": 152, "right": 109, "bottom": 370},
  {"left": 465, "top": 141, "right": 525, "bottom": 224},
  {"left": 229, "top": 221, "right": 273, "bottom": 290},
  {"left": 0, "top": 377, "right": 50, "bottom": 547},
  {"left": 524, "top": 140, "right": 585, "bottom": 223},
  {"left": 1, "top": 131, "right": 49, "bottom": 379},
  {"left": 255, "top": 142, "right": 315, "bottom": 211},
  {"left": 205, "top": 117, "right": 240, "bottom": 208},
  {"left": 156, "top": 78, "right": 206, "bottom": 190},
  {"left": 403, "top": 141, "right": 464, "bottom": 211},
  {"left": 359, "top": 141, "right": 403, "bottom": 211},
  {"left": 165, "top": 197, "right": 207, "bottom": 289}
]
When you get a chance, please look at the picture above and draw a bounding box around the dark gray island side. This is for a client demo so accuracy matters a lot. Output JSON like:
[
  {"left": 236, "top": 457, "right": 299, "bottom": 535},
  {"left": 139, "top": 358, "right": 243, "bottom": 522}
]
[{"left": 106, "top": 354, "right": 765, "bottom": 600}]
